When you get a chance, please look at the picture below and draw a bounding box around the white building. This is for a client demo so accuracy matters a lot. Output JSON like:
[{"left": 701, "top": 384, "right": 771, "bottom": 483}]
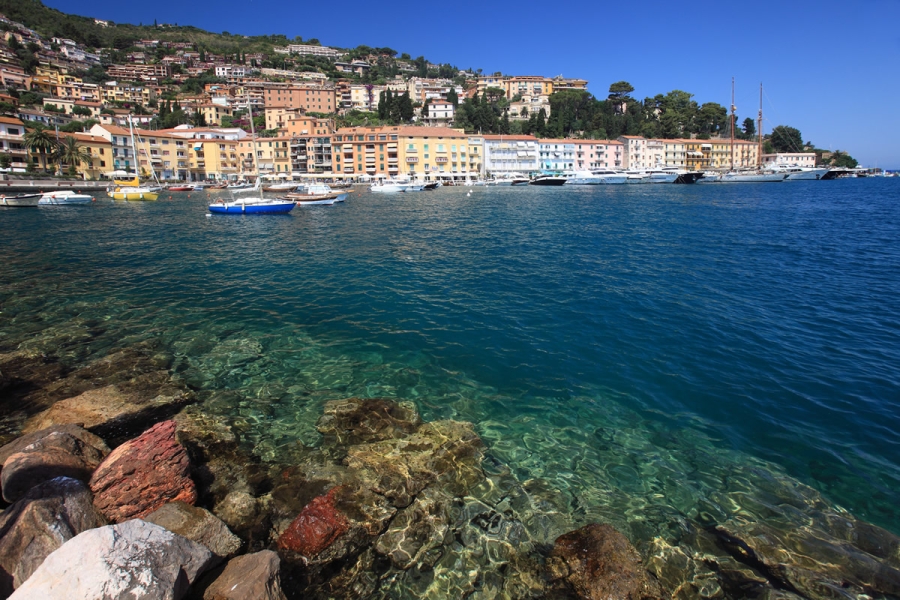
[
  {"left": 482, "top": 135, "right": 539, "bottom": 176},
  {"left": 423, "top": 102, "right": 455, "bottom": 126},
  {"left": 618, "top": 135, "right": 649, "bottom": 169},
  {"left": 761, "top": 152, "right": 817, "bottom": 167},
  {"left": 273, "top": 44, "right": 342, "bottom": 59},
  {"left": 215, "top": 65, "right": 247, "bottom": 78},
  {"left": 539, "top": 139, "right": 576, "bottom": 171}
]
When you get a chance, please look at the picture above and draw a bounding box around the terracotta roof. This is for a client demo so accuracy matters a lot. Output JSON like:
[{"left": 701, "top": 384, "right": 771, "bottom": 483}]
[
  {"left": 571, "top": 139, "right": 623, "bottom": 145},
  {"left": 538, "top": 139, "right": 576, "bottom": 144},
  {"left": 482, "top": 134, "right": 538, "bottom": 141},
  {"left": 65, "top": 133, "right": 109, "bottom": 144},
  {"left": 0, "top": 116, "right": 24, "bottom": 126},
  {"left": 336, "top": 125, "right": 466, "bottom": 138}
]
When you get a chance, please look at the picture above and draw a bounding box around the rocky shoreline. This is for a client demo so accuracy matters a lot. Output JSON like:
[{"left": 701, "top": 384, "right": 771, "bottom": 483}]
[{"left": 1, "top": 345, "right": 900, "bottom": 599}]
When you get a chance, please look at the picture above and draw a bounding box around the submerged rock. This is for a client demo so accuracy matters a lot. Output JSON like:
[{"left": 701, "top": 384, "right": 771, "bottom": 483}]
[
  {"left": 374, "top": 487, "right": 452, "bottom": 570},
  {"left": 548, "top": 523, "right": 665, "bottom": 600},
  {"left": 9, "top": 519, "right": 216, "bottom": 600},
  {"left": 144, "top": 501, "right": 241, "bottom": 559},
  {"left": 316, "top": 397, "right": 421, "bottom": 446},
  {"left": 202, "top": 550, "right": 287, "bottom": 600},
  {"left": 89, "top": 420, "right": 197, "bottom": 522},
  {"left": 0, "top": 477, "right": 106, "bottom": 595},
  {"left": 277, "top": 487, "right": 351, "bottom": 559},
  {"left": 0, "top": 426, "right": 109, "bottom": 502}
]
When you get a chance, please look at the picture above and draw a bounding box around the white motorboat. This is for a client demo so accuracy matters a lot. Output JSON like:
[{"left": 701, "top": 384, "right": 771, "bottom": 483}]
[
  {"left": 488, "top": 172, "right": 529, "bottom": 186},
  {"left": 39, "top": 190, "right": 94, "bottom": 205},
  {"left": 625, "top": 171, "right": 650, "bottom": 184},
  {"left": 529, "top": 175, "right": 567, "bottom": 186},
  {"left": 565, "top": 170, "right": 603, "bottom": 185},
  {"left": 371, "top": 176, "right": 424, "bottom": 193},
  {"left": 1, "top": 193, "right": 41, "bottom": 207},
  {"left": 766, "top": 164, "right": 830, "bottom": 180}
]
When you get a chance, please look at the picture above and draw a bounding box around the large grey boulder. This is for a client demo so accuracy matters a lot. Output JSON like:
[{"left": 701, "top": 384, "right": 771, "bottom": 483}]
[
  {"left": 0, "top": 477, "right": 106, "bottom": 595},
  {"left": 10, "top": 519, "right": 216, "bottom": 600},
  {"left": 202, "top": 550, "right": 287, "bottom": 600},
  {"left": 144, "top": 501, "right": 241, "bottom": 559}
]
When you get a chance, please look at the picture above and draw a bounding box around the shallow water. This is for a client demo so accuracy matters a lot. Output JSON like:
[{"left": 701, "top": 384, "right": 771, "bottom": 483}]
[{"left": 2, "top": 180, "right": 899, "bottom": 542}]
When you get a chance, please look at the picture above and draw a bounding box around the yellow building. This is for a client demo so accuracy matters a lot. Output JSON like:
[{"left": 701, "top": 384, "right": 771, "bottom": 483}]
[
  {"left": 62, "top": 132, "right": 112, "bottom": 179},
  {"left": 332, "top": 125, "right": 473, "bottom": 181},
  {"left": 100, "top": 84, "right": 154, "bottom": 106},
  {"left": 198, "top": 103, "right": 234, "bottom": 126},
  {"left": 684, "top": 138, "right": 759, "bottom": 171},
  {"left": 237, "top": 136, "right": 291, "bottom": 178}
]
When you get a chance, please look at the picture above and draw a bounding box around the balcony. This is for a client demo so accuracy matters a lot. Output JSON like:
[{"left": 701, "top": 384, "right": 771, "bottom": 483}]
[{"left": 406, "top": 157, "right": 418, "bottom": 163}]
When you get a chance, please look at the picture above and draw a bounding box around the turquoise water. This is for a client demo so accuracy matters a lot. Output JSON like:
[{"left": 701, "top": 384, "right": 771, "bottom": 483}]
[{"left": 1, "top": 181, "right": 899, "bottom": 539}]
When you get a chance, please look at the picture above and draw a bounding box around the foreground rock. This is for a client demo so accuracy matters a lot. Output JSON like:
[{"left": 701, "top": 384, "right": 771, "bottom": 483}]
[
  {"left": 90, "top": 420, "right": 197, "bottom": 522},
  {"left": 10, "top": 519, "right": 215, "bottom": 600},
  {"left": 202, "top": 550, "right": 287, "bottom": 600},
  {"left": 23, "top": 382, "right": 192, "bottom": 442},
  {"left": 144, "top": 501, "right": 241, "bottom": 559},
  {"left": 0, "top": 425, "right": 109, "bottom": 502},
  {"left": 0, "top": 477, "right": 106, "bottom": 595},
  {"left": 548, "top": 523, "right": 664, "bottom": 600}
]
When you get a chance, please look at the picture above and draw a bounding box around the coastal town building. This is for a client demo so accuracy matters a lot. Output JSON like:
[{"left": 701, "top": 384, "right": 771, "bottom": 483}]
[
  {"left": 422, "top": 101, "right": 454, "bottom": 126},
  {"left": 273, "top": 44, "right": 342, "bottom": 59},
  {"left": 261, "top": 83, "right": 336, "bottom": 113},
  {"left": 482, "top": 135, "right": 539, "bottom": 176},
  {"left": 0, "top": 116, "right": 29, "bottom": 171},
  {"left": 761, "top": 152, "right": 817, "bottom": 167},
  {"left": 572, "top": 140, "right": 624, "bottom": 170},
  {"left": 539, "top": 139, "right": 576, "bottom": 171},
  {"left": 106, "top": 64, "right": 172, "bottom": 83},
  {"left": 62, "top": 132, "right": 112, "bottom": 179}
]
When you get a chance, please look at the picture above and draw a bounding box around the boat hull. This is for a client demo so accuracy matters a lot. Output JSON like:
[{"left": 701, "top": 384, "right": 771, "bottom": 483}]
[
  {"left": 208, "top": 200, "right": 296, "bottom": 214},
  {"left": 39, "top": 192, "right": 93, "bottom": 205},
  {"left": 785, "top": 168, "right": 830, "bottom": 180},
  {"left": 529, "top": 177, "right": 567, "bottom": 186},
  {"left": 109, "top": 190, "right": 159, "bottom": 201},
  {"left": 1, "top": 194, "right": 41, "bottom": 207}
]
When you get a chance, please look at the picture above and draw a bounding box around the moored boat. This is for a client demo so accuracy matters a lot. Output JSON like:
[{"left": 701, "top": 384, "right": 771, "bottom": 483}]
[
  {"left": 208, "top": 198, "right": 296, "bottom": 214},
  {"left": 529, "top": 175, "right": 567, "bottom": 186},
  {"left": 167, "top": 185, "right": 195, "bottom": 192},
  {"left": 766, "top": 164, "right": 830, "bottom": 180},
  {"left": 39, "top": 190, "right": 94, "bottom": 205},
  {"left": 1, "top": 193, "right": 41, "bottom": 207}
]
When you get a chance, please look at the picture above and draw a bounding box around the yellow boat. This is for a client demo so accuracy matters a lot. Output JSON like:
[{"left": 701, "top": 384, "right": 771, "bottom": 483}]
[
  {"left": 107, "top": 177, "right": 158, "bottom": 201},
  {"left": 108, "top": 186, "right": 159, "bottom": 201}
]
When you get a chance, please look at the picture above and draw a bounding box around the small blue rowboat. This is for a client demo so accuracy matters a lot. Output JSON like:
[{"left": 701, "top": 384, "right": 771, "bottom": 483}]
[{"left": 208, "top": 199, "right": 296, "bottom": 214}]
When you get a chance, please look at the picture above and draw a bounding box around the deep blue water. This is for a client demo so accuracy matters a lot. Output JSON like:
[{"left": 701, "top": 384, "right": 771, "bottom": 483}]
[{"left": 2, "top": 180, "right": 899, "bottom": 536}]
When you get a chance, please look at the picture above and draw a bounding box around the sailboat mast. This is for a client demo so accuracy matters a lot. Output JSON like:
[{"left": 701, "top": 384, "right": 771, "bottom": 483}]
[
  {"left": 730, "top": 77, "right": 735, "bottom": 172},
  {"left": 757, "top": 83, "right": 763, "bottom": 168},
  {"left": 128, "top": 115, "right": 139, "bottom": 178},
  {"left": 246, "top": 93, "right": 263, "bottom": 199}
]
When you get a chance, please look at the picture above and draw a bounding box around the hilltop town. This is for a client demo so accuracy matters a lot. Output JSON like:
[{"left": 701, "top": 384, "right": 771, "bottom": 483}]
[{"left": 0, "top": 3, "right": 859, "bottom": 182}]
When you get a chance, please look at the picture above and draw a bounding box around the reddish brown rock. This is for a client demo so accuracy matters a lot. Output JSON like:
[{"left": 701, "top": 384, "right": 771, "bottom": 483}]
[
  {"left": 549, "top": 523, "right": 664, "bottom": 600},
  {"left": 276, "top": 487, "right": 350, "bottom": 558},
  {"left": 89, "top": 420, "right": 197, "bottom": 523}
]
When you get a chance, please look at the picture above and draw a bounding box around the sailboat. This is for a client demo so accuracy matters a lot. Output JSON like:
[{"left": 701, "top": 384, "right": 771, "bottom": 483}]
[
  {"left": 108, "top": 117, "right": 160, "bottom": 200},
  {"left": 701, "top": 80, "right": 786, "bottom": 183},
  {"left": 208, "top": 97, "right": 295, "bottom": 214}
]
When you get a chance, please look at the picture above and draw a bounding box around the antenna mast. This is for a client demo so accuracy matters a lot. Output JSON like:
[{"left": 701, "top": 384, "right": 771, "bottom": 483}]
[
  {"left": 730, "top": 77, "right": 735, "bottom": 172},
  {"left": 757, "top": 83, "right": 763, "bottom": 168}
]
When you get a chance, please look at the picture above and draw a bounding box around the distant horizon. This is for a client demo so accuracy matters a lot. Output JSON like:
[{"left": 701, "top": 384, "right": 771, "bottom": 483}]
[{"left": 37, "top": 0, "right": 900, "bottom": 169}]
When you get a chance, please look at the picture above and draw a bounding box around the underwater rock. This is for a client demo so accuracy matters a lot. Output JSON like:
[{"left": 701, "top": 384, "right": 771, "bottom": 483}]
[
  {"left": 374, "top": 487, "right": 452, "bottom": 570},
  {"left": 0, "top": 477, "right": 106, "bottom": 595},
  {"left": 0, "top": 427, "right": 109, "bottom": 502},
  {"left": 144, "top": 501, "right": 241, "bottom": 559},
  {"left": 344, "top": 419, "right": 485, "bottom": 508},
  {"left": 549, "top": 523, "right": 665, "bottom": 600},
  {"left": 0, "top": 350, "right": 64, "bottom": 398},
  {"left": 214, "top": 491, "right": 272, "bottom": 543},
  {"left": 89, "top": 420, "right": 197, "bottom": 522},
  {"left": 9, "top": 519, "right": 215, "bottom": 600},
  {"left": 316, "top": 397, "right": 421, "bottom": 446},
  {"left": 23, "top": 380, "right": 193, "bottom": 444},
  {"left": 714, "top": 516, "right": 900, "bottom": 599},
  {"left": 202, "top": 550, "right": 287, "bottom": 600},
  {"left": 277, "top": 487, "right": 351, "bottom": 559}
]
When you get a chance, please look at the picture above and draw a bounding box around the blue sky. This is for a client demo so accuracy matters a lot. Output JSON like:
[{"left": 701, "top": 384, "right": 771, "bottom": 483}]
[{"left": 46, "top": 0, "right": 900, "bottom": 167}]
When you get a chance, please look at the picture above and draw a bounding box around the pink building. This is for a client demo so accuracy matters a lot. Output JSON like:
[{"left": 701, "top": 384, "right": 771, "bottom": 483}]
[{"left": 573, "top": 140, "right": 624, "bottom": 169}]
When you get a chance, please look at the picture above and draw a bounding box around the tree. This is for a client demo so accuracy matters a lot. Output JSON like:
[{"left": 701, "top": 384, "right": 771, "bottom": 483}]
[
  {"left": 421, "top": 98, "right": 429, "bottom": 118},
  {"left": 742, "top": 117, "right": 756, "bottom": 138},
  {"left": 446, "top": 88, "right": 458, "bottom": 107},
  {"left": 397, "top": 92, "right": 414, "bottom": 122},
  {"left": 0, "top": 153, "right": 10, "bottom": 169},
  {"left": 58, "top": 135, "right": 92, "bottom": 177},
  {"left": 72, "top": 105, "right": 93, "bottom": 117},
  {"left": 769, "top": 125, "right": 803, "bottom": 153},
  {"left": 608, "top": 81, "right": 634, "bottom": 100},
  {"left": 24, "top": 124, "right": 56, "bottom": 172}
]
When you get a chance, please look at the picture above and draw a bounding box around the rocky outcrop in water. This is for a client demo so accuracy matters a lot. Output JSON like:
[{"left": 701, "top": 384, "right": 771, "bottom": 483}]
[
  {"left": 89, "top": 420, "right": 197, "bottom": 522},
  {"left": 202, "top": 550, "right": 287, "bottom": 600},
  {"left": 144, "top": 501, "right": 241, "bottom": 559},
  {"left": 9, "top": 520, "right": 216, "bottom": 600},
  {"left": 0, "top": 477, "right": 106, "bottom": 595}
]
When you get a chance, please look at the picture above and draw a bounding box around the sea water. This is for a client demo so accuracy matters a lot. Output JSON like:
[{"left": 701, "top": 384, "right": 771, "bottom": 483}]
[{"left": 1, "top": 180, "right": 899, "bottom": 540}]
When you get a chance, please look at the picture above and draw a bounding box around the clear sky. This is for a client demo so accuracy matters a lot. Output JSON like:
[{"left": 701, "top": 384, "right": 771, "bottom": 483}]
[{"left": 45, "top": 0, "right": 900, "bottom": 168}]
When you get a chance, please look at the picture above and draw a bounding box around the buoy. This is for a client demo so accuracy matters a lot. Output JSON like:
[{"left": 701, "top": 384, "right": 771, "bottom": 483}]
[{"left": 169, "top": 195, "right": 172, "bottom": 199}]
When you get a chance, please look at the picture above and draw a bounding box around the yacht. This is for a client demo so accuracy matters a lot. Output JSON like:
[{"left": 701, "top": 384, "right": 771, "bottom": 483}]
[
  {"left": 529, "top": 174, "right": 568, "bottom": 186},
  {"left": 765, "top": 164, "right": 830, "bottom": 180},
  {"left": 371, "top": 176, "right": 425, "bottom": 193},
  {"left": 488, "top": 172, "right": 529, "bottom": 186},
  {"left": 698, "top": 171, "right": 787, "bottom": 183},
  {"left": 39, "top": 190, "right": 94, "bottom": 205}
]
